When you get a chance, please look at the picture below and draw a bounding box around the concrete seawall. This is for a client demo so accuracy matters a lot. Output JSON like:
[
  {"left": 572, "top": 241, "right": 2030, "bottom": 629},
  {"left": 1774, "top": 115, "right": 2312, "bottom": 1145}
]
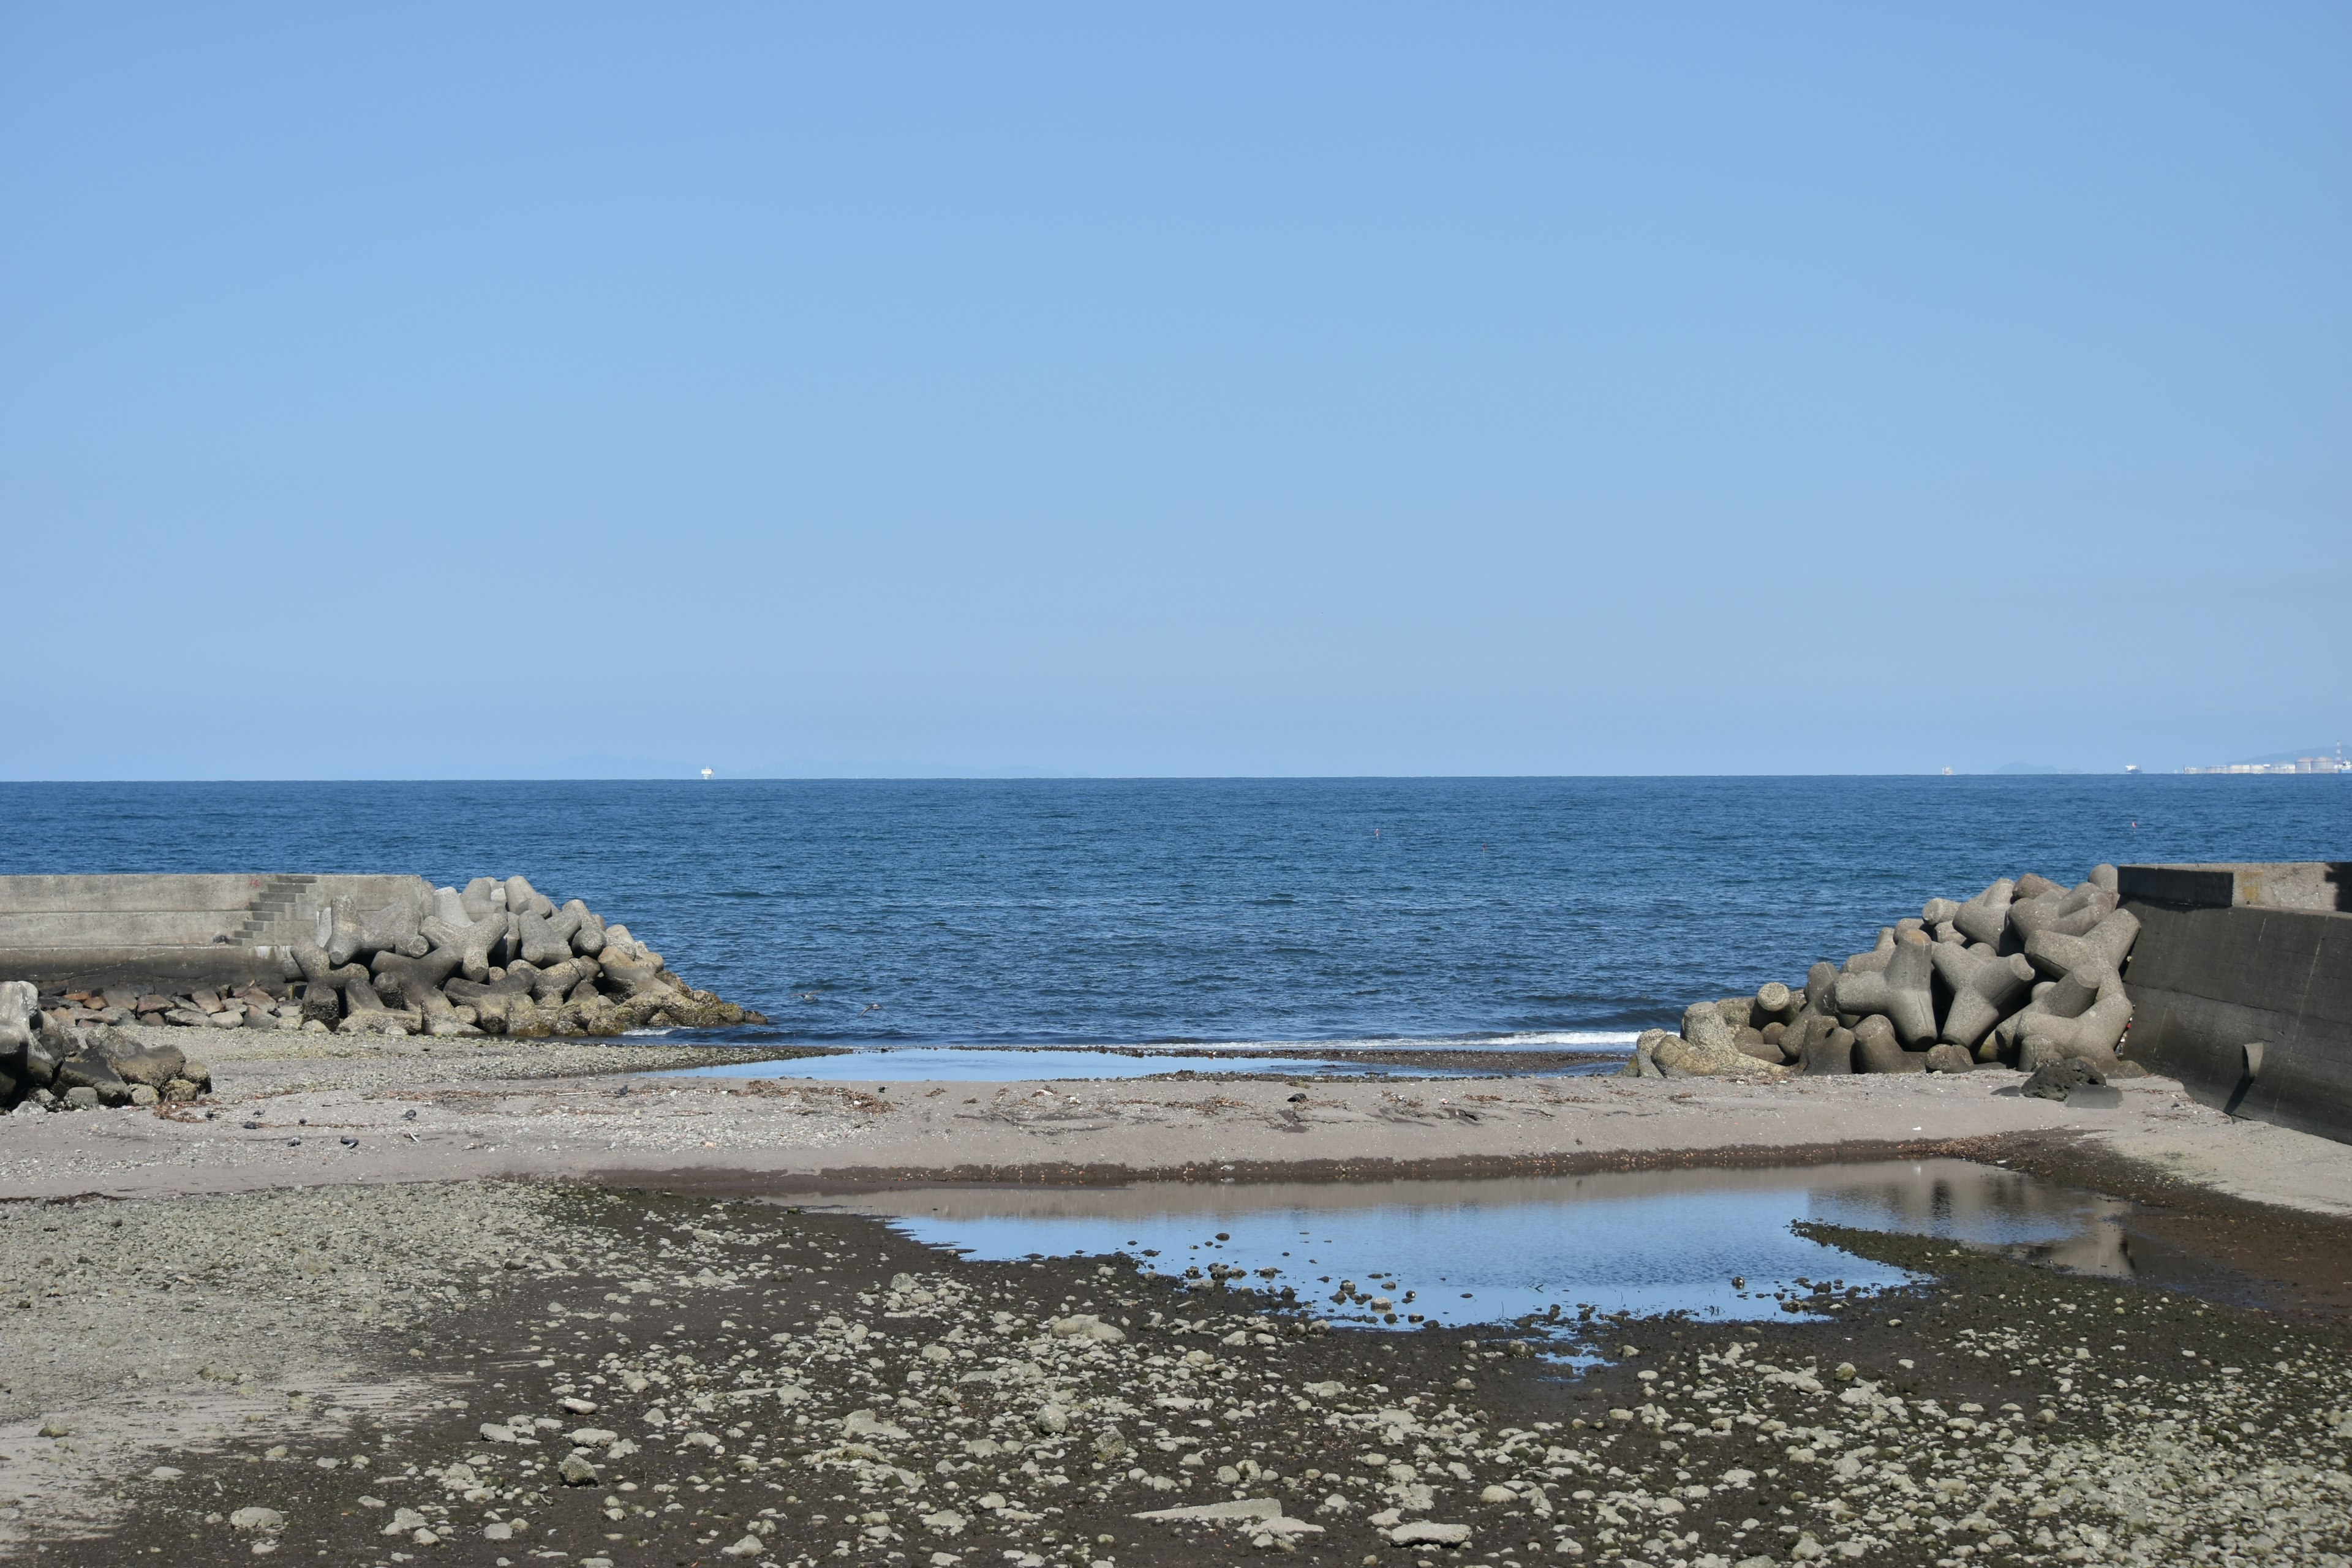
[
  {"left": 2121, "top": 861, "right": 2352, "bottom": 1144},
  {"left": 0, "top": 873, "right": 429, "bottom": 990}
]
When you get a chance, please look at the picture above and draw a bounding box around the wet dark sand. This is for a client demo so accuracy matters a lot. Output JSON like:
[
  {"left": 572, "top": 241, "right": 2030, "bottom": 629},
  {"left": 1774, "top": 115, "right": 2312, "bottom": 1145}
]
[{"left": 69, "top": 1152, "right": 2352, "bottom": 1568}]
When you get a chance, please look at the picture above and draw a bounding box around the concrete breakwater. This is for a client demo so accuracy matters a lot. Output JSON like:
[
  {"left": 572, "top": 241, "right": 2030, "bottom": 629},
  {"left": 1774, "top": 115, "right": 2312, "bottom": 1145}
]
[
  {"left": 1628, "top": 861, "right": 2146, "bottom": 1087},
  {"left": 2117, "top": 861, "right": 2352, "bottom": 1144},
  {"left": 0, "top": 872, "right": 764, "bottom": 1112}
]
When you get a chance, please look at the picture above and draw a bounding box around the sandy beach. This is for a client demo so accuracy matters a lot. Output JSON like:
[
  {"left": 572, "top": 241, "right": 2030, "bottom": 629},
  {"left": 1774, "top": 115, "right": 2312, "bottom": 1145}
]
[
  {"left": 2, "top": 1035, "right": 2348, "bottom": 1567},
  {"left": 8, "top": 1029, "right": 2352, "bottom": 1220}
]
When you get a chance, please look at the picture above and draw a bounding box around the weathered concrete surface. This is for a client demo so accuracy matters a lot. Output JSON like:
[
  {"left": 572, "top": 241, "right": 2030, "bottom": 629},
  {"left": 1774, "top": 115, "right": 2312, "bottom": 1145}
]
[
  {"left": 0, "top": 874, "right": 428, "bottom": 989},
  {"left": 2121, "top": 862, "right": 2352, "bottom": 1145},
  {"left": 2119, "top": 860, "right": 2352, "bottom": 914}
]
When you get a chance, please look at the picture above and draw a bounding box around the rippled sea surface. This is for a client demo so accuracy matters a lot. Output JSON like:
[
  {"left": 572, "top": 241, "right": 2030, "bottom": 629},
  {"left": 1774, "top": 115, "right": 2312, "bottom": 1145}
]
[{"left": 0, "top": 777, "right": 2337, "bottom": 1047}]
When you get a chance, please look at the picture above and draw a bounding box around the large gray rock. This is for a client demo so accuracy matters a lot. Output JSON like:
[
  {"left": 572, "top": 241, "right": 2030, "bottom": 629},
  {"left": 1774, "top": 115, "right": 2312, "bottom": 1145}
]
[
  {"left": 102, "top": 1035, "right": 187, "bottom": 1088},
  {"left": 1752, "top": 982, "right": 1798, "bottom": 1025},
  {"left": 2021, "top": 1058, "right": 2105, "bottom": 1101},
  {"left": 55, "top": 1050, "right": 130, "bottom": 1106},
  {"left": 1833, "top": 935, "right": 1937, "bottom": 1046},
  {"left": 0, "top": 981, "right": 36, "bottom": 1061},
  {"left": 1929, "top": 945, "right": 2036, "bottom": 1050},
  {"left": 1923, "top": 1043, "right": 1975, "bottom": 1074},
  {"left": 30, "top": 1012, "right": 77, "bottom": 1085}
]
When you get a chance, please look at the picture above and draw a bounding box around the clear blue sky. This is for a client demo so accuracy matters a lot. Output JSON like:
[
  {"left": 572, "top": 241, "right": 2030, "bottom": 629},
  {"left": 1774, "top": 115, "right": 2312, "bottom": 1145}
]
[{"left": 4, "top": 4, "right": 2345, "bottom": 778}]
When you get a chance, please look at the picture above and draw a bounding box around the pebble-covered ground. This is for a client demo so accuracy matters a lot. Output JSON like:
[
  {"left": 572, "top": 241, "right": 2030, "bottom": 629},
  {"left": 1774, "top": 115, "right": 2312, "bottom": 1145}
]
[{"left": 8, "top": 1174, "right": 2345, "bottom": 1568}]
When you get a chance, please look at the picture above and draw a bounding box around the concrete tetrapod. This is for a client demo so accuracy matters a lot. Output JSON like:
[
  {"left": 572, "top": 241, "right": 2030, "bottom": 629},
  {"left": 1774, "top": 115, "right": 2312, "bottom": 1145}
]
[
  {"left": 420, "top": 910, "right": 508, "bottom": 984},
  {"left": 2008, "top": 881, "right": 2118, "bottom": 944},
  {"left": 1850, "top": 1014, "right": 1930, "bottom": 1073},
  {"left": 429, "top": 886, "right": 471, "bottom": 927},
  {"left": 1659, "top": 1003, "right": 1789, "bottom": 1077},
  {"left": 1832, "top": 935, "right": 1937, "bottom": 1046},
  {"left": 293, "top": 943, "right": 369, "bottom": 995},
  {"left": 2014, "top": 972, "right": 2134, "bottom": 1066},
  {"left": 1839, "top": 929, "right": 1898, "bottom": 978},
  {"left": 2023, "top": 908, "right": 2141, "bottom": 982},
  {"left": 517, "top": 905, "right": 584, "bottom": 968},
  {"left": 459, "top": 877, "right": 503, "bottom": 923},
  {"left": 326, "top": 895, "right": 429, "bottom": 968},
  {"left": 1803, "top": 960, "right": 1838, "bottom": 1016},
  {"left": 526, "top": 956, "right": 598, "bottom": 1005},
  {"left": 1616, "top": 1030, "right": 1671, "bottom": 1079},
  {"left": 447, "top": 968, "right": 541, "bottom": 1035},
  {"left": 1779, "top": 1014, "right": 1853, "bottom": 1075},
  {"left": 370, "top": 948, "right": 472, "bottom": 1036},
  {"left": 1994, "top": 970, "right": 2098, "bottom": 1055},
  {"left": 291, "top": 942, "right": 412, "bottom": 1035},
  {"left": 1928, "top": 944, "right": 2037, "bottom": 1050},
  {"left": 597, "top": 938, "right": 674, "bottom": 999},
  {"left": 503, "top": 875, "right": 557, "bottom": 921},
  {"left": 1952, "top": 878, "right": 2016, "bottom": 948},
  {"left": 339, "top": 976, "right": 420, "bottom": 1035},
  {"left": 561, "top": 899, "right": 606, "bottom": 957}
]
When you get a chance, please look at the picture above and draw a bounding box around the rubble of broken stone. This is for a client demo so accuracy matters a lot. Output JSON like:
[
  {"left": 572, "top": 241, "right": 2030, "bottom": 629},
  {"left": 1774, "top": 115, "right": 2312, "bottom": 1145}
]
[
  {"left": 0, "top": 874, "right": 764, "bottom": 1112},
  {"left": 0, "top": 981, "right": 212, "bottom": 1110},
  {"left": 1626, "top": 862, "right": 2145, "bottom": 1082}
]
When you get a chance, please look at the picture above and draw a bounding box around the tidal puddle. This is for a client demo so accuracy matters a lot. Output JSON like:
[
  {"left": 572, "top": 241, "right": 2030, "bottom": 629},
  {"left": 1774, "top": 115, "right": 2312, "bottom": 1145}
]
[
  {"left": 790, "top": 1159, "right": 2138, "bottom": 1334},
  {"left": 657, "top": 1044, "right": 1626, "bottom": 1083}
]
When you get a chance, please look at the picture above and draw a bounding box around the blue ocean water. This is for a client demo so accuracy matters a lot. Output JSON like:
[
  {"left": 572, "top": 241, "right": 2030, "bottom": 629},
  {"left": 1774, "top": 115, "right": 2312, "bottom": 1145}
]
[{"left": 0, "top": 777, "right": 2339, "bottom": 1047}]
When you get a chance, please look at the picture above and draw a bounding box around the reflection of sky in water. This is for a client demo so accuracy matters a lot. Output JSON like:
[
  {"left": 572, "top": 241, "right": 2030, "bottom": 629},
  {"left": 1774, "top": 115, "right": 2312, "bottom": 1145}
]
[
  {"left": 657, "top": 1047, "right": 1620, "bottom": 1082},
  {"left": 837, "top": 1161, "right": 2134, "bottom": 1335}
]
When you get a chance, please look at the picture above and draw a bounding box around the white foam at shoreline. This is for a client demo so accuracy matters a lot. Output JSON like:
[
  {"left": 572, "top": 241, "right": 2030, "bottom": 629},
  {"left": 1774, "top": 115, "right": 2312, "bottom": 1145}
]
[{"left": 1109, "top": 1030, "right": 1641, "bottom": 1054}]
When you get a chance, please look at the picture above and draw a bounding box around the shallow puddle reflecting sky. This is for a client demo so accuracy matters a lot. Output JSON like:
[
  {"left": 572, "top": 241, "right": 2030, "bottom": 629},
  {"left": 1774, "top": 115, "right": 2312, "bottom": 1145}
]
[{"left": 791, "top": 1159, "right": 2135, "bottom": 1333}]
